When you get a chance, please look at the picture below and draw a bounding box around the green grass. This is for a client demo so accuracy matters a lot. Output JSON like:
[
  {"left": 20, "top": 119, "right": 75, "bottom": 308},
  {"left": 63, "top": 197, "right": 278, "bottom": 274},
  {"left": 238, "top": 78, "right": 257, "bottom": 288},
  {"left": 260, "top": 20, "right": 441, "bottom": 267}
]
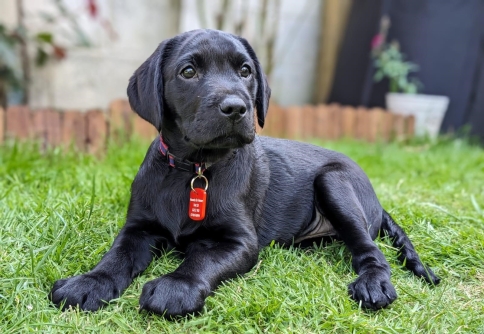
[{"left": 1, "top": 137, "right": 483, "bottom": 333}]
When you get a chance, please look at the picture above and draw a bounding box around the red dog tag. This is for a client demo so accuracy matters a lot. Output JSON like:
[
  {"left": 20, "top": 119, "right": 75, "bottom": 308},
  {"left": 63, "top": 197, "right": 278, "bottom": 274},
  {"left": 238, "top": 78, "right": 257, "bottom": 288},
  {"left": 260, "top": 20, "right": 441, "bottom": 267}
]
[{"left": 188, "top": 188, "right": 207, "bottom": 221}]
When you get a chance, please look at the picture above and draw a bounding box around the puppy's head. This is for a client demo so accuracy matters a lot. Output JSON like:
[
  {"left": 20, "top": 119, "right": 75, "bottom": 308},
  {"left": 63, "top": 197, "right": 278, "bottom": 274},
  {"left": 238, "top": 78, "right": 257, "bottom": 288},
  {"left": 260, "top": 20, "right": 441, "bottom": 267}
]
[{"left": 127, "top": 29, "right": 271, "bottom": 154}]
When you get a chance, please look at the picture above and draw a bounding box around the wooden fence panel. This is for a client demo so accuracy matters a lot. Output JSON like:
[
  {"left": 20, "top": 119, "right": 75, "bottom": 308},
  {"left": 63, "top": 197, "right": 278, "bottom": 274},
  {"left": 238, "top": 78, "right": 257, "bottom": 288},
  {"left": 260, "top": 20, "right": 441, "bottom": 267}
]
[
  {"left": 32, "top": 110, "right": 45, "bottom": 142},
  {"left": 355, "top": 107, "right": 368, "bottom": 140},
  {"left": 0, "top": 100, "right": 416, "bottom": 152},
  {"left": 62, "top": 110, "right": 87, "bottom": 151},
  {"left": 406, "top": 115, "right": 415, "bottom": 137},
  {"left": 330, "top": 104, "right": 343, "bottom": 140},
  {"left": 393, "top": 113, "right": 405, "bottom": 140},
  {"left": 133, "top": 115, "right": 158, "bottom": 141},
  {"left": 368, "top": 108, "right": 384, "bottom": 142},
  {"left": 0, "top": 107, "right": 4, "bottom": 144},
  {"left": 301, "top": 105, "right": 316, "bottom": 139},
  {"left": 255, "top": 111, "right": 263, "bottom": 134},
  {"left": 6, "top": 105, "right": 31, "bottom": 140},
  {"left": 380, "top": 111, "right": 393, "bottom": 141},
  {"left": 285, "top": 106, "right": 303, "bottom": 140},
  {"left": 260, "top": 105, "right": 271, "bottom": 136},
  {"left": 261, "top": 104, "right": 272, "bottom": 136},
  {"left": 315, "top": 104, "right": 331, "bottom": 140},
  {"left": 45, "top": 109, "right": 62, "bottom": 147},
  {"left": 109, "top": 99, "right": 133, "bottom": 144},
  {"left": 32, "top": 109, "right": 63, "bottom": 148},
  {"left": 86, "top": 109, "right": 107, "bottom": 155},
  {"left": 270, "top": 104, "right": 286, "bottom": 138},
  {"left": 341, "top": 106, "right": 356, "bottom": 138}
]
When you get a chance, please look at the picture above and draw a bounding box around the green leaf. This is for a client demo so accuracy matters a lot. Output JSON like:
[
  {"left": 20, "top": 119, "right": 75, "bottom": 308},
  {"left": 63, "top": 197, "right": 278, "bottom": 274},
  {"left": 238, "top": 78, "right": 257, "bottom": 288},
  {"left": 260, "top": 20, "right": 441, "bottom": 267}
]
[
  {"left": 0, "top": 40, "right": 20, "bottom": 67},
  {"left": 374, "top": 71, "right": 384, "bottom": 82},
  {"left": 36, "top": 32, "right": 53, "bottom": 44},
  {"left": 35, "top": 46, "right": 49, "bottom": 66},
  {"left": 406, "top": 85, "right": 417, "bottom": 94}
]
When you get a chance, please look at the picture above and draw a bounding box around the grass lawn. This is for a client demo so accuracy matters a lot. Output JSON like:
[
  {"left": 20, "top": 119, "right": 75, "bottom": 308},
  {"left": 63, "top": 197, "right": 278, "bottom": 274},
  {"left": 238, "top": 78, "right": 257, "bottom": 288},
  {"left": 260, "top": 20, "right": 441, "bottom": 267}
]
[{"left": 1, "top": 137, "right": 483, "bottom": 333}]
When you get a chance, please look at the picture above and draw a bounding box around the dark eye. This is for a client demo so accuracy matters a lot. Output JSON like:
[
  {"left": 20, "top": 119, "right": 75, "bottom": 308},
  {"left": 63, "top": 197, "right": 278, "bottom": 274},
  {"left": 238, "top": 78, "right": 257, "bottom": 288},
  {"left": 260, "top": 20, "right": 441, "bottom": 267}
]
[
  {"left": 240, "top": 65, "right": 251, "bottom": 78},
  {"left": 181, "top": 66, "right": 196, "bottom": 79}
]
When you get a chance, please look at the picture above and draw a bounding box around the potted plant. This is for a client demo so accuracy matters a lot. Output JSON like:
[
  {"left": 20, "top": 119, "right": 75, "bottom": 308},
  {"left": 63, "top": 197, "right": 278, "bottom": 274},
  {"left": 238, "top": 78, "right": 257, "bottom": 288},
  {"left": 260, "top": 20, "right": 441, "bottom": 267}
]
[
  {"left": 0, "top": 23, "right": 23, "bottom": 109},
  {"left": 371, "top": 17, "right": 449, "bottom": 138}
]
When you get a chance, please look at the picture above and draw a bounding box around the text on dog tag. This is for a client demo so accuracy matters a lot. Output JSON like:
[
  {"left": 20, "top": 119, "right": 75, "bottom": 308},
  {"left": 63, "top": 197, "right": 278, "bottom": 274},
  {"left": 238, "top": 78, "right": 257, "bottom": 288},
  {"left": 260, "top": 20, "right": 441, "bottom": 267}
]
[{"left": 188, "top": 188, "right": 207, "bottom": 221}]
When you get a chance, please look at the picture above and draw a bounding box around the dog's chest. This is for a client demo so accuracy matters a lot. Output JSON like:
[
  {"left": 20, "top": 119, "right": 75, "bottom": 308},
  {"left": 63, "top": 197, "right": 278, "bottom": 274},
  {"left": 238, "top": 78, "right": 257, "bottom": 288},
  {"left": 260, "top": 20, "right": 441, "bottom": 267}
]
[
  {"left": 153, "top": 175, "right": 197, "bottom": 227},
  {"left": 155, "top": 171, "right": 240, "bottom": 239}
]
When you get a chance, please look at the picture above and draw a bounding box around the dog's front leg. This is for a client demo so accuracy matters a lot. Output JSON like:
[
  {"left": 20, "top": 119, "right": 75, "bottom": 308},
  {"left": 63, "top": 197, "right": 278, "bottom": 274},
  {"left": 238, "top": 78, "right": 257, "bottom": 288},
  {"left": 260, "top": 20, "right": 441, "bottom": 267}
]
[
  {"left": 50, "top": 222, "right": 161, "bottom": 311},
  {"left": 139, "top": 228, "right": 259, "bottom": 317}
]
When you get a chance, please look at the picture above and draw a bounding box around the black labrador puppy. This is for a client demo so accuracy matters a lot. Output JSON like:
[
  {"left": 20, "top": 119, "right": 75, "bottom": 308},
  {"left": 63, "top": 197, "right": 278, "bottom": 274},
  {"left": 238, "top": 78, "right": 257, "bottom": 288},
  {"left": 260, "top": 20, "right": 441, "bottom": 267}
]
[{"left": 50, "top": 29, "right": 439, "bottom": 317}]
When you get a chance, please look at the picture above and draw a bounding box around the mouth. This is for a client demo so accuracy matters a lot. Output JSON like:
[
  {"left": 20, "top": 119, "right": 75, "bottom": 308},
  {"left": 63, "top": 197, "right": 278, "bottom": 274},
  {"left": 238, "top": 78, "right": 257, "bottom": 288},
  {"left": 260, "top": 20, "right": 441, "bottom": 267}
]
[
  {"left": 207, "top": 135, "right": 246, "bottom": 148},
  {"left": 185, "top": 132, "right": 255, "bottom": 149}
]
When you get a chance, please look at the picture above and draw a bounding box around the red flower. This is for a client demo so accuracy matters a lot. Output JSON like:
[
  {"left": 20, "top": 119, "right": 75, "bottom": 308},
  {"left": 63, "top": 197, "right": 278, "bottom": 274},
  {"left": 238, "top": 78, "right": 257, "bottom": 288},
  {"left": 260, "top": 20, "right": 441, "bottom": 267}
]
[
  {"left": 53, "top": 45, "right": 67, "bottom": 60},
  {"left": 87, "top": 0, "right": 98, "bottom": 18}
]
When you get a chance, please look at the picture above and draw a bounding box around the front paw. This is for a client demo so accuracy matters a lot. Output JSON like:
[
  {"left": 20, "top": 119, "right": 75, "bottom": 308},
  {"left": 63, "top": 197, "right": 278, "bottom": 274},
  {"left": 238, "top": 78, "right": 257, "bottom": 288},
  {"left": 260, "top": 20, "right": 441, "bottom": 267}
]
[
  {"left": 348, "top": 271, "right": 397, "bottom": 309},
  {"left": 49, "top": 273, "right": 119, "bottom": 311},
  {"left": 139, "top": 274, "right": 209, "bottom": 317}
]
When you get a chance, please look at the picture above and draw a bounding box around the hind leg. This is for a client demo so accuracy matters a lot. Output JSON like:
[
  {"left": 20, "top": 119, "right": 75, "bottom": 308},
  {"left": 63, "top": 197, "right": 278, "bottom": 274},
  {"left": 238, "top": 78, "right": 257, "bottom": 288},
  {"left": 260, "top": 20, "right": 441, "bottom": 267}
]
[{"left": 315, "top": 169, "right": 397, "bottom": 309}]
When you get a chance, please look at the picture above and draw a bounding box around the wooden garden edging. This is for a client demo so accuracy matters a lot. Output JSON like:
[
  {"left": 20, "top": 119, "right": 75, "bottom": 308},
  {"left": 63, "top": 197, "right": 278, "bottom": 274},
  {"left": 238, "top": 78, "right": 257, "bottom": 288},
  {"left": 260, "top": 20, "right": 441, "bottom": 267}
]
[
  {"left": 260, "top": 103, "right": 414, "bottom": 142},
  {"left": 0, "top": 99, "right": 414, "bottom": 153}
]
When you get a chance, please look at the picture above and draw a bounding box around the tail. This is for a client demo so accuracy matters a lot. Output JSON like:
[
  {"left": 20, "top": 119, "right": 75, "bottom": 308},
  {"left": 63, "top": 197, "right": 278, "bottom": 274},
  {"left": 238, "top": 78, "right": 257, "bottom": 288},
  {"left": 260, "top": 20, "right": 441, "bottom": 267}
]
[{"left": 381, "top": 210, "right": 440, "bottom": 285}]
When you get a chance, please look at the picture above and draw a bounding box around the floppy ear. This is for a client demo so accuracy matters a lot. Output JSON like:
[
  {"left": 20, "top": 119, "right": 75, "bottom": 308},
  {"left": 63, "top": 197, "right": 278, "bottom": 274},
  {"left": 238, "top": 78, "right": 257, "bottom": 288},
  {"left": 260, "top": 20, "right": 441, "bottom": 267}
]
[
  {"left": 236, "top": 37, "right": 271, "bottom": 128},
  {"left": 127, "top": 41, "right": 169, "bottom": 132}
]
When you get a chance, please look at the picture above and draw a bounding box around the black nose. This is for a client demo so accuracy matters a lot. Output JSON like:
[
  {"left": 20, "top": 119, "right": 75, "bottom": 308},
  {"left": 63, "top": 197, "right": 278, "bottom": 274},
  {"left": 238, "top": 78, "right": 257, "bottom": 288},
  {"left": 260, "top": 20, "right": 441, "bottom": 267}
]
[{"left": 219, "top": 97, "right": 247, "bottom": 121}]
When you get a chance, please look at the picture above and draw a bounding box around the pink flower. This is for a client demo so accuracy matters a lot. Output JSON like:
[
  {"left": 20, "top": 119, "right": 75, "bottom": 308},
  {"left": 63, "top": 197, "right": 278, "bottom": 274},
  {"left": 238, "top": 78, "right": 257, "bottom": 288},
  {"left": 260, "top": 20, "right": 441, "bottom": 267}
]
[{"left": 371, "top": 34, "right": 384, "bottom": 50}]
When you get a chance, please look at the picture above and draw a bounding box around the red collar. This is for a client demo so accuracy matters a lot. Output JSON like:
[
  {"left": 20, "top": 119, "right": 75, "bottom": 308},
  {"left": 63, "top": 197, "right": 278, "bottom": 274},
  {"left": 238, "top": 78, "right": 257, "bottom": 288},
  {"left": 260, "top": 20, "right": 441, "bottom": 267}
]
[{"left": 158, "top": 135, "right": 207, "bottom": 174}]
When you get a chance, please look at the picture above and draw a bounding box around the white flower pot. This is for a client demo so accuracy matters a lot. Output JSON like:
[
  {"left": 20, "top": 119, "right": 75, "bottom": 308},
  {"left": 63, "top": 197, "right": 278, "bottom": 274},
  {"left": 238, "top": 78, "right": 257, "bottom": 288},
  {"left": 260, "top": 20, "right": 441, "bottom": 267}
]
[{"left": 386, "top": 93, "right": 450, "bottom": 137}]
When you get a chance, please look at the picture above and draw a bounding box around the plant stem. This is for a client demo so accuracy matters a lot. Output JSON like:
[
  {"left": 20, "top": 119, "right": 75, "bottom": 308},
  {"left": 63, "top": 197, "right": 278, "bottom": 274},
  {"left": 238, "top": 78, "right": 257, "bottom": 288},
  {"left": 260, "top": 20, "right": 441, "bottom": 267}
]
[
  {"left": 0, "top": 80, "right": 6, "bottom": 109},
  {"left": 390, "top": 78, "right": 399, "bottom": 93},
  {"left": 17, "top": 0, "right": 30, "bottom": 104}
]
